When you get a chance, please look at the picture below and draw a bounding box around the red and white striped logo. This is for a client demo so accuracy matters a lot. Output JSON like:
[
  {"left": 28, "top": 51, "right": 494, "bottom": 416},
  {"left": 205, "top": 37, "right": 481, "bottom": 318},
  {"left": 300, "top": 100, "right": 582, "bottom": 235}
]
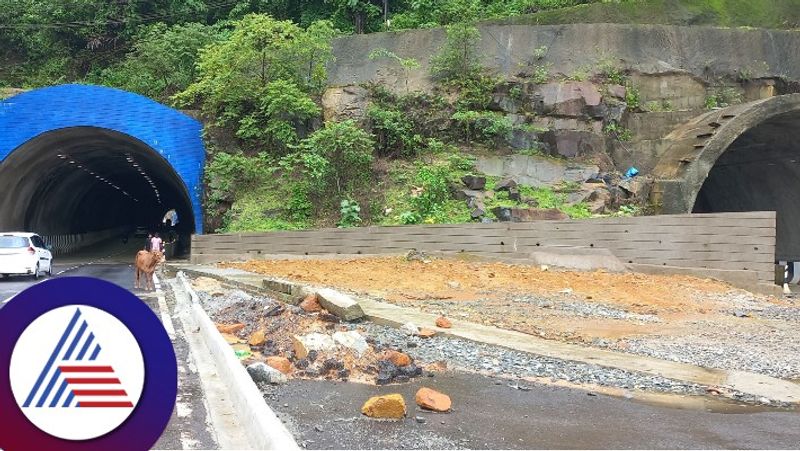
[{"left": 10, "top": 305, "right": 145, "bottom": 440}]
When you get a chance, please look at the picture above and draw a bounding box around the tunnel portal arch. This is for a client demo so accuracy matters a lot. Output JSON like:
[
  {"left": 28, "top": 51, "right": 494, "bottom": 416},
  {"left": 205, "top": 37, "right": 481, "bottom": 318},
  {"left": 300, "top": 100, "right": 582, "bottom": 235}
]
[
  {"left": 652, "top": 94, "right": 800, "bottom": 260},
  {"left": 0, "top": 84, "right": 205, "bottom": 235}
]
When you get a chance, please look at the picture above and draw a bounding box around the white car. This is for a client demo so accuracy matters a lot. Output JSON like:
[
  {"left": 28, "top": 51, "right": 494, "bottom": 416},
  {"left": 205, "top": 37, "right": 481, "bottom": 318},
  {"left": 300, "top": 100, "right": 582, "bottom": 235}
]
[{"left": 0, "top": 233, "right": 53, "bottom": 280}]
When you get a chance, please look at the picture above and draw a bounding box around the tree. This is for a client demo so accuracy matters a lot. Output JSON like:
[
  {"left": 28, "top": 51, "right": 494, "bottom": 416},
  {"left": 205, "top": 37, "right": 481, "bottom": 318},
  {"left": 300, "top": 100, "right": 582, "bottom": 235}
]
[
  {"left": 429, "top": 22, "right": 483, "bottom": 83},
  {"left": 94, "top": 22, "right": 224, "bottom": 101},
  {"left": 175, "top": 14, "right": 337, "bottom": 151},
  {"left": 287, "top": 120, "right": 375, "bottom": 196}
]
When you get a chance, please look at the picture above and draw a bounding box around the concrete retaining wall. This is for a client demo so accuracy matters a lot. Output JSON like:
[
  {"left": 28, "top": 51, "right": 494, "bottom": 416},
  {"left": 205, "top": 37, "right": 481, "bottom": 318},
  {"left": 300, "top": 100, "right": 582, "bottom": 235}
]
[
  {"left": 329, "top": 23, "right": 800, "bottom": 93},
  {"left": 191, "top": 212, "right": 777, "bottom": 292},
  {"left": 43, "top": 227, "right": 127, "bottom": 256}
]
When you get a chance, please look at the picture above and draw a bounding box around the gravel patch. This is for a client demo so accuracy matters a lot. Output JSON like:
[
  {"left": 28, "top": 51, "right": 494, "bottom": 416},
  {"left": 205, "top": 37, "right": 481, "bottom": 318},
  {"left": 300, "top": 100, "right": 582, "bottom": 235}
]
[
  {"left": 512, "top": 295, "right": 662, "bottom": 323},
  {"left": 357, "top": 322, "right": 704, "bottom": 395},
  {"left": 614, "top": 323, "right": 800, "bottom": 380}
]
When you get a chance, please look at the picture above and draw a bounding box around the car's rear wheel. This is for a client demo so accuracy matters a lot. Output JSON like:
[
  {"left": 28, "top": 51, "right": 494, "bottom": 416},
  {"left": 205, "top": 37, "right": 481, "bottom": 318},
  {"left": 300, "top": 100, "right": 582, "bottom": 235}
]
[
  {"left": 32, "top": 263, "right": 40, "bottom": 280},
  {"left": 47, "top": 260, "right": 53, "bottom": 276}
]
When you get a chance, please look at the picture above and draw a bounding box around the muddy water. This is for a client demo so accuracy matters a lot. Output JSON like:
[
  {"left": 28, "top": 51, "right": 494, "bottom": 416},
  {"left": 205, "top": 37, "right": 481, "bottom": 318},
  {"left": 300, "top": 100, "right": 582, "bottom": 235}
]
[{"left": 266, "top": 370, "right": 800, "bottom": 449}]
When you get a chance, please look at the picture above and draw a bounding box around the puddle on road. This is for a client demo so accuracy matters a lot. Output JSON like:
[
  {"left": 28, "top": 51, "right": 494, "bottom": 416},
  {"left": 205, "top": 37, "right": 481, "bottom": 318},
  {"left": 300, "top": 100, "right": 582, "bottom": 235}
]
[{"left": 629, "top": 390, "right": 796, "bottom": 414}]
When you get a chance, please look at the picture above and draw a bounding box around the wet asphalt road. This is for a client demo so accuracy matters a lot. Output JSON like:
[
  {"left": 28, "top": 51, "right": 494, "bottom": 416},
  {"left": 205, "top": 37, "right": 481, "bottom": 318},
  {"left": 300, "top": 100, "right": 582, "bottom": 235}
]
[
  {"left": 0, "top": 256, "right": 218, "bottom": 450},
  {"left": 267, "top": 371, "right": 800, "bottom": 449}
]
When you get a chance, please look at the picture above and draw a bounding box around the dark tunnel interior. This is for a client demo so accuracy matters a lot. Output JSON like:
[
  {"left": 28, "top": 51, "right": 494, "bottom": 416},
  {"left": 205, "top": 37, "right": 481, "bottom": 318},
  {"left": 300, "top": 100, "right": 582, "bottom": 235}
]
[
  {"left": 693, "top": 111, "right": 800, "bottom": 261},
  {"left": 0, "top": 127, "right": 195, "bottom": 240}
]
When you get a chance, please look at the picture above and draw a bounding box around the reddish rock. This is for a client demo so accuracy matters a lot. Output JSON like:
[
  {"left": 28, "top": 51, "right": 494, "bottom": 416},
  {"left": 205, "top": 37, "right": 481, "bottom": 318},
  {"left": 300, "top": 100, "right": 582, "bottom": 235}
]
[
  {"left": 415, "top": 387, "right": 452, "bottom": 412},
  {"left": 383, "top": 350, "right": 412, "bottom": 367},
  {"left": 435, "top": 316, "right": 452, "bottom": 329},
  {"left": 266, "top": 356, "right": 292, "bottom": 375},
  {"left": 299, "top": 294, "right": 322, "bottom": 312},
  {"left": 418, "top": 328, "right": 436, "bottom": 338},
  {"left": 216, "top": 323, "right": 245, "bottom": 334}
]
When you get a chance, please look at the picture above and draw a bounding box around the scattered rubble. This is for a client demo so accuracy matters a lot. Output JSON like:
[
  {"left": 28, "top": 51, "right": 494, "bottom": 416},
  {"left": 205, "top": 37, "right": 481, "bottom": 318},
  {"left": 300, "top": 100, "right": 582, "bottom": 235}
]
[
  {"left": 333, "top": 330, "right": 369, "bottom": 356},
  {"left": 361, "top": 394, "right": 406, "bottom": 419}
]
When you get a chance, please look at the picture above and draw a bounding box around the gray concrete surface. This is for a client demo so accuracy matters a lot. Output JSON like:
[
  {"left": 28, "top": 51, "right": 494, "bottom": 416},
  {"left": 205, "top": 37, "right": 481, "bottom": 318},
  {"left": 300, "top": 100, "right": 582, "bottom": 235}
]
[{"left": 267, "top": 371, "right": 800, "bottom": 449}]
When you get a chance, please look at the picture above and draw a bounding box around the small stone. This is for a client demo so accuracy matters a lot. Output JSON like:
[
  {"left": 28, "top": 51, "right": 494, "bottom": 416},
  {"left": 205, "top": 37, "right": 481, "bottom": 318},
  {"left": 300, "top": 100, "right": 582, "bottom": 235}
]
[
  {"left": 337, "top": 369, "right": 350, "bottom": 380},
  {"left": 415, "top": 416, "right": 426, "bottom": 423},
  {"left": 733, "top": 310, "right": 751, "bottom": 318},
  {"left": 264, "top": 304, "right": 284, "bottom": 317},
  {"left": 246, "top": 362, "right": 288, "bottom": 384},
  {"left": 446, "top": 281, "right": 461, "bottom": 289},
  {"left": 418, "top": 328, "right": 436, "bottom": 338},
  {"left": 333, "top": 330, "right": 369, "bottom": 356},
  {"left": 376, "top": 372, "right": 393, "bottom": 385},
  {"left": 300, "top": 294, "right": 322, "bottom": 313},
  {"left": 416, "top": 387, "right": 452, "bottom": 412},
  {"left": 216, "top": 323, "right": 245, "bottom": 334},
  {"left": 401, "top": 322, "right": 419, "bottom": 335},
  {"left": 266, "top": 356, "right": 292, "bottom": 375},
  {"left": 322, "top": 358, "right": 344, "bottom": 373},
  {"left": 314, "top": 425, "right": 324, "bottom": 432},
  {"left": 435, "top": 316, "right": 452, "bottom": 329},
  {"left": 292, "top": 333, "right": 335, "bottom": 359},
  {"left": 383, "top": 350, "right": 412, "bottom": 367},
  {"left": 248, "top": 329, "right": 267, "bottom": 346},
  {"left": 307, "top": 350, "right": 319, "bottom": 362},
  {"left": 399, "top": 363, "right": 423, "bottom": 378},
  {"left": 295, "top": 358, "right": 309, "bottom": 369},
  {"left": 361, "top": 394, "right": 406, "bottom": 419},
  {"left": 394, "top": 375, "right": 410, "bottom": 383}
]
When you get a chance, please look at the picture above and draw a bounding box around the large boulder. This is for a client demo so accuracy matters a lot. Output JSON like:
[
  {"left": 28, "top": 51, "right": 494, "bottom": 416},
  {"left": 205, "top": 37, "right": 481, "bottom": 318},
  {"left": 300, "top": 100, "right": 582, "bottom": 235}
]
[
  {"left": 361, "top": 394, "right": 407, "bottom": 419},
  {"left": 316, "top": 288, "right": 365, "bottom": 321}
]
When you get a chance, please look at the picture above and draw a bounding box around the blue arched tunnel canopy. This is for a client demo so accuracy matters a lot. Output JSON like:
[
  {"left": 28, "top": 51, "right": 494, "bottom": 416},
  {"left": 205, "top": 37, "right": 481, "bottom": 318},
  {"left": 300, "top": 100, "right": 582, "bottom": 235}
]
[{"left": 0, "top": 84, "right": 205, "bottom": 234}]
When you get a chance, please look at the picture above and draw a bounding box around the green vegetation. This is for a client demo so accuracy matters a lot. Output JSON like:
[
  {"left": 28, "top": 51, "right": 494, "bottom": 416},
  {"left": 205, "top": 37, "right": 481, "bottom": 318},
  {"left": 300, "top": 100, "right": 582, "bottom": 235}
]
[{"left": 501, "top": 0, "right": 800, "bottom": 29}]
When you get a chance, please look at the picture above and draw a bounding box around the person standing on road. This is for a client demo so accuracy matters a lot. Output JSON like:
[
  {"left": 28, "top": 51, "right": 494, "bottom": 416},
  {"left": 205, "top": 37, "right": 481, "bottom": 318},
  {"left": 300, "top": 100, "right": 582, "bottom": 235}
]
[
  {"left": 144, "top": 233, "right": 153, "bottom": 251},
  {"left": 150, "top": 233, "right": 163, "bottom": 254}
]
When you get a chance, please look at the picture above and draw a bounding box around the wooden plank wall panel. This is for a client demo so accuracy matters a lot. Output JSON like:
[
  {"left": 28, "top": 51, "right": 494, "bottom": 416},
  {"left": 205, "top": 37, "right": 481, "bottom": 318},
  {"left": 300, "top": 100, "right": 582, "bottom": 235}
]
[{"left": 192, "top": 212, "right": 777, "bottom": 285}]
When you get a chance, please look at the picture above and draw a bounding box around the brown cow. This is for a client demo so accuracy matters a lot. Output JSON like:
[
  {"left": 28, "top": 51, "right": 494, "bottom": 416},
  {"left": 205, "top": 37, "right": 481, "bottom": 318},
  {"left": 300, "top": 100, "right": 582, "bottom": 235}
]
[{"left": 134, "top": 250, "right": 163, "bottom": 291}]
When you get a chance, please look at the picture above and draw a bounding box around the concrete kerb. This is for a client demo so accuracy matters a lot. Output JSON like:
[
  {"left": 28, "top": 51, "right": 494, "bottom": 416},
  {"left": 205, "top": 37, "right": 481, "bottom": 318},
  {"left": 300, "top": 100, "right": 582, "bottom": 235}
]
[
  {"left": 174, "top": 264, "right": 800, "bottom": 405},
  {"left": 175, "top": 271, "right": 299, "bottom": 451}
]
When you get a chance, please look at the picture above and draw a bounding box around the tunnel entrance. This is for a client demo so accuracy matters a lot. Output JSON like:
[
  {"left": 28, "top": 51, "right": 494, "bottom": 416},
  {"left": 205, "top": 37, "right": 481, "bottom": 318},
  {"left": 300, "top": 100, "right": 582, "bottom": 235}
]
[
  {"left": 0, "top": 84, "right": 206, "bottom": 254},
  {"left": 0, "top": 127, "right": 194, "bottom": 237},
  {"left": 652, "top": 94, "right": 800, "bottom": 262},
  {"left": 692, "top": 111, "right": 800, "bottom": 261}
]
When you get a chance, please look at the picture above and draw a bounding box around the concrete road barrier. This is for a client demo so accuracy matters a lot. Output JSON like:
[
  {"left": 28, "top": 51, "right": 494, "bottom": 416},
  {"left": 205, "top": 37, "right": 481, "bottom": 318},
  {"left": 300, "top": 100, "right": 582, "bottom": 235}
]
[{"left": 176, "top": 272, "right": 298, "bottom": 450}]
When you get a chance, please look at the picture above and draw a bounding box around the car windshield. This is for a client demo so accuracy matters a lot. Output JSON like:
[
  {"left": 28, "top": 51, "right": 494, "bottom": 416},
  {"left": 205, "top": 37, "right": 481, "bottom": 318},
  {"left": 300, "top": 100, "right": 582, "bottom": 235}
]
[{"left": 0, "top": 236, "right": 29, "bottom": 248}]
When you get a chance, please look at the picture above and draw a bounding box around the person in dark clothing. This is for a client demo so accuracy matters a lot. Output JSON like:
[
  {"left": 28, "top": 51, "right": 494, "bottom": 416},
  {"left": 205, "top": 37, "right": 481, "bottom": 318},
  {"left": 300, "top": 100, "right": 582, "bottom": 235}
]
[{"left": 144, "top": 233, "right": 153, "bottom": 251}]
